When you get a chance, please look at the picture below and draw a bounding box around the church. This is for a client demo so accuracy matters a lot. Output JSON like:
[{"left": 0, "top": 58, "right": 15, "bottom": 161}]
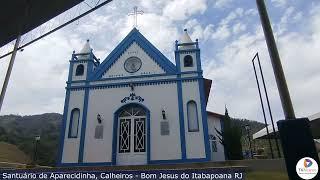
[{"left": 57, "top": 28, "right": 225, "bottom": 166}]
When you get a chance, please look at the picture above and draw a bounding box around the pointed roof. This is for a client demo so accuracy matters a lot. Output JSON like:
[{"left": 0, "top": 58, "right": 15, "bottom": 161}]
[
  {"left": 179, "top": 29, "right": 196, "bottom": 50},
  {"left": 78, "top": 39, "right": 91, "bottom": 60},
  {"left": 90, "top": 28, "right": 176, "bottom": 80}
]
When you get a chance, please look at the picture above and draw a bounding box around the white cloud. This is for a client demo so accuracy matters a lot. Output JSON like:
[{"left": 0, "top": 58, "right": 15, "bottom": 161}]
[
  {"left": 0, "top": 30, "right": 75, "bottom": 115},
  {"left": 139, "top": 0, "right": 168, "bottom": 14},
  {"left": 233, "top": 23, "right": 247, "bottom": 34},
  {"left": 184, "top": 19, "right": 214, "bottom": 41},
  {"left": 214, "top": 0, "right": 234, "bottom": 8},
  {"left": 1, "top": 0, "right": 320, "bottom": 126},
  {"left": 163, "top": 0, "right": 207, "bottom": 21},
  {"left": 212, "top": 25, "right": 231, "bottom": 40},
  {"left": 271, "top": 0, "right": 287, "bottom": 8},
  {"left": 205, "top": 3, "right": 320, "bottom": 121},
  {"left": 220, "top": 8, "right": 244, "bottom": 25},
  {"left": 277, "top": 7, "right": 303, "bottom": 35},
  {"left": 245, "top": 9, "right": 258, "bottom": 16}
]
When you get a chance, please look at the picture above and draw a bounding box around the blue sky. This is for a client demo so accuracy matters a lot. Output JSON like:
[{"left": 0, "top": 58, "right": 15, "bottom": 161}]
[{"left": 1, "top": 0, "right": 320, "bottom": 123}]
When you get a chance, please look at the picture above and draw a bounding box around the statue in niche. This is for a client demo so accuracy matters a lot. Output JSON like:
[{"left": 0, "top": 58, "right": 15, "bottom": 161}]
[{"left": 94, "top": 114, "right": 104, "bottom": 139}]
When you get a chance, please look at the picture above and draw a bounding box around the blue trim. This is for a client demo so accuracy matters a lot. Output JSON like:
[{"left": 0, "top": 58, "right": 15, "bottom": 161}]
[
  {"left": 196, "top": 50, "right": 202, "bottom": 72},
  {"left": 57, "top": 54, "right": 74, "bottom": 165},
  {"left": 58, "top": 157, "right": 208, "bottom": 167},
  {"left": 67, "top": 108, "right": 80, "bottom": 138},
  {"left": 78, "top": 87, "right": 90, "bottom": 163},
  {"left": 177, "top": 79, "right": 186, "bottom": 160},
  {"left": 67, "top": 71, "right": 202, "bottom": 84},
  {"left": 58, "top": 162, "right": 112, "bottom": 167},
  {"left": 68, "top": 61, "right": 75, "bottom": 82},
  {"left": 149, "top": 158, "right": 207, "bottom": 164},
  {"left": 57, "top": 89, "right": 70, "bottom": 165},
  {"left": 198, "top": 77, "right": 211, "bottom": 161},
  {"left": 91, "top": 28, "right": 176, "bottom": 80},
  {"left": 177, "top": 49, "right": 200, "bottom": 53},
  {"left": 86, "top": 51, "right": 94, "bottom": 80},
  {"left": 70, "top": 59, "right": 94, "bottom": 63},
  {"left": 175, "top": 51, "right": 181, "bottom": 73},
  {"left": 111, "top": 111, "right": 117, "bottom": 164},
  {"left": 175, "top": 50, "right": 200, "bottom": 73},
  {"left": 67, "top": 77, "right": 201, "bottom": 90},
  {"left": 177, "top": 42, "right": 197, "bottom": 46},
  {"left": 186, "top": 100, "right": 200, "bottom": 132},
  {"left": 176, "top": 49, "right": 186, "bottom": 159},
  {"left": 111, "top": 103, "right": 150, "bottom": 165}
]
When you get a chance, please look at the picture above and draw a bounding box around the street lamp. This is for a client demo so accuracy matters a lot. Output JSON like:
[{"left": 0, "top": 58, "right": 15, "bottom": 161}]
[
  {"left": 245, "top": 124, "right": 253, "bottom": 159},
  {"left": 33, "top": 135, "right": 40, "bottom": 165},
  {"left": 162, "top": 109, "right": 167, "bottom": 120}
]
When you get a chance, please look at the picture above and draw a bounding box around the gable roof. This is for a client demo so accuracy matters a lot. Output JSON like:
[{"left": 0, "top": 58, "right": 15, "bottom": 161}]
[
  {"left": 204, "top": 78, "right": 212, "bottom": 106},
  {"left": 207, "top": 111, "right": 224, "bottom": 119},
  {"left": 90, "top": 28, "right": 177, "bottom": 80}
]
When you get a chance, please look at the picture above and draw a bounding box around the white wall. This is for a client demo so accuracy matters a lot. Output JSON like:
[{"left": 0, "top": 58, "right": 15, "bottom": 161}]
[
  {"left": 90, "top": 75, "right": 177, "bottom": 85},
  {"left": 207, "top": 114, "right": 225, "bottom": 161},
  {"left": 182, "top": 80, "right": 206, "bottom": 159},
  {"left": 82, "top": 82, "right": 182, "bottom": 163},
  {"left": 102, "top": 42, "right": 165, "bottom": 78},
  {"left": 63, "top": 40, "right": 209, "bottom": 164},
  {"left": 62, "top": 90, "right": 85, "bottom": 163}
]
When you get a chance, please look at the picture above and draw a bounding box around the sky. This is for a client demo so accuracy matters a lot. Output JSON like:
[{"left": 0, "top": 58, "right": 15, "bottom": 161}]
[{"left": 0, "top": 0, "right": 320, "bottom": 123}]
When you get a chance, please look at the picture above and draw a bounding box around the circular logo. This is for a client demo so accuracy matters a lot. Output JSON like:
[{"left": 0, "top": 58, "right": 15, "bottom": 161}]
[{"left": 296, "top": 157, "right": 319, "bottom": 179}]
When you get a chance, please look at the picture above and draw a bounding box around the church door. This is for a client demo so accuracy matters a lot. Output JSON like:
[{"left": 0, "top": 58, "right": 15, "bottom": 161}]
[{"left": 117, "top": 105, "right": 147, "bottom": 165}]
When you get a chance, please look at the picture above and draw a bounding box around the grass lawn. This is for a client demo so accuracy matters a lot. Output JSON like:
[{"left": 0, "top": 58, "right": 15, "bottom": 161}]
[
  {"left": 0, "top": 141, "right": 31, "bottom": 164},
  {"left": 246, "top": 171, "right": 289, "bottom": 180}
]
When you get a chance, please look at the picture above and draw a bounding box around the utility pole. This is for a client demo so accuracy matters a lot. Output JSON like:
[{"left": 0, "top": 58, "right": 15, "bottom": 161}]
[
  {"left": 256, "top": 0, "right": 320, "bottom": 179},
  {"left": 256, "top": 0, "right": 295, "bottom": 120},
  {"left": 0, "top": 0, "right": 30, "bottom": 113},
  {"left": 0, "top": 36, "right": 21, "bottom": 112}
]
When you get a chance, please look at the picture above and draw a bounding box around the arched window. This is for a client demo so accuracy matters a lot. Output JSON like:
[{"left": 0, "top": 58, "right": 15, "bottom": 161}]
[
  {"left": 75, "top": 64, "right": 84, "bottom": 76},
  {"left": 184, "top": 55, "right": 193, "bottom": 67},
  {"left": 187, "top": 100, "right": 199, "bottom": 132},
  {"left": 68, "top": 108, "right": 80, "bottom": 138}
]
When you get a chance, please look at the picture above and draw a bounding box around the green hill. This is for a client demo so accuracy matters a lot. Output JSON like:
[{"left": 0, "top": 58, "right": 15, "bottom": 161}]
[
  {"left": 0, "top": 113, "right": 62, "bottom": 166},
  {"left": 0, "top": 141, "right": 31, "bottom": 164}
]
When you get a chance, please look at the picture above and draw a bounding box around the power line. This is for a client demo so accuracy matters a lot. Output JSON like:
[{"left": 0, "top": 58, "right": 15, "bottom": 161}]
[{"left": 0, "top": 0, "right": 113, "bottom": 61}]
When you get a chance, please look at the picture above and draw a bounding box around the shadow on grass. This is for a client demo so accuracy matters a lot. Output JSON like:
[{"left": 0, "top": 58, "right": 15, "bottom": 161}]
[{"left": 246, "top": 171, "right": 289, "bottom": 180}]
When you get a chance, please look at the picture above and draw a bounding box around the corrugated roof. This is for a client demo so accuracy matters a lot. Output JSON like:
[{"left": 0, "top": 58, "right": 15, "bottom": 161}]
[{"left": 0, "top": 0, "right": 83, "bottom": 47}]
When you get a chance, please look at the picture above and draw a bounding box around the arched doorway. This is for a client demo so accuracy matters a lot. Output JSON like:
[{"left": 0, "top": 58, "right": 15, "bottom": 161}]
[{"left": 116, "top": 104, "right": 147, "bottom": 165}]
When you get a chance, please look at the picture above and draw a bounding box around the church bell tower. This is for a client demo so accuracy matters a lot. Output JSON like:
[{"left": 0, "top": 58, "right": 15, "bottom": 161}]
[
  {"left": 175, "top": 29, "right": 201, "bottom": 73},
  {"left": 67, "top": 40, "right": 99, "bottom": 83}
]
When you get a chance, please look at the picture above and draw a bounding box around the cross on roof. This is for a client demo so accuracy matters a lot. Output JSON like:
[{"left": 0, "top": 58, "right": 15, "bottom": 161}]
[{"left": 128, "top": 6, "right": 143, "bottom": 28}]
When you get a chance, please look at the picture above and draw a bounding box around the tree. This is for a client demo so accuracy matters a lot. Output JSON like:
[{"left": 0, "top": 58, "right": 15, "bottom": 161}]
[{"left": 216, "top": 107, "right": 243, "bottom": 160}]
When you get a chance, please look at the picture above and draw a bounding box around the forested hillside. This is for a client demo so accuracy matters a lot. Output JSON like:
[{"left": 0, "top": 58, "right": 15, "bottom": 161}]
[
  {"left": 0, "top": 113, "right": 62, "bottom": 166},
  {"left": 0, "top": 113, "right": 266, "bottom": 166}
]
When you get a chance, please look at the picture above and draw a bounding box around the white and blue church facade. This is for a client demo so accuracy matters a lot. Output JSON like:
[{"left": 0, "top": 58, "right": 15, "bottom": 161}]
[{"left": 57, "top": 28, "right": 225, "bottom": 166}]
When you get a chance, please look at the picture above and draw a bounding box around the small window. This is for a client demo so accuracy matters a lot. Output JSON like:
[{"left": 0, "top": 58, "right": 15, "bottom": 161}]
[
  {"left": 209, "top": 134, "right": 218, "bottom": 152},
  {"left": 187, "top": 100, "right": 199, "bottom": 132},
  {"left": 75, "top": 64, "right": 84, "bottom": 76},
  {"left": 68, "top": 108, "right": 80, "bottom": 138},
  {"left": 184, "top": 55, "right": 193, "bottom": 67}
]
